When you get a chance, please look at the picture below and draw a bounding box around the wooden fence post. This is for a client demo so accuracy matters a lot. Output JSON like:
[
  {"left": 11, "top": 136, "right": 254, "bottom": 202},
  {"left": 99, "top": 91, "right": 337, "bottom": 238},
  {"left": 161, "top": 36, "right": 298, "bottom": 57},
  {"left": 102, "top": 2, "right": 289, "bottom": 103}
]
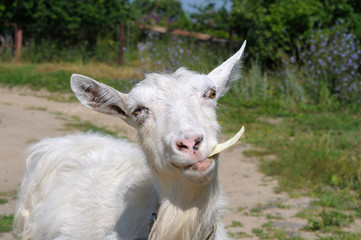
[{"left": 14, "top": 23, "right": 22, "bottom": 63}]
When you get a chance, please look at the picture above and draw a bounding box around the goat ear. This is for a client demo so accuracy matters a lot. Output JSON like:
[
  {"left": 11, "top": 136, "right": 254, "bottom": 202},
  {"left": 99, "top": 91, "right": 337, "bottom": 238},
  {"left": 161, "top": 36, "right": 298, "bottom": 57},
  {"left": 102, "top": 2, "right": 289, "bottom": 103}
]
[
  {"left": 207, "top": 40, "right": 246, "bottom": 98},
  {"left": 70, "top": 74, "right": 131, "bottom": 124}
]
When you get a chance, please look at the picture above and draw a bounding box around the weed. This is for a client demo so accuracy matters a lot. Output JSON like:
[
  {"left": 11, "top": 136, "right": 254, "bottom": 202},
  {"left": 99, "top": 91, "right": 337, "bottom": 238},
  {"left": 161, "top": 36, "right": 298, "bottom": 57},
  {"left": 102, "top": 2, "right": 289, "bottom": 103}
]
[
  {"left": 237, "top": 207, "right": 247, "bottom": 212},
  {"left": 229, "top": 221, "right": 244, "bottom": 228},
  {"left": 0, "top": 190, "right": 17, "bottom": 199},
  {"left": 317, "top": 232, "right": 361, "bottom": 240},
  {"left": 252, "top": 221, "right": 303, "bottom": 239},
  {"left": 311, "top": 190, "right": 356, "bottom": 211},
  {"left": 0, "top": 199, "right": 8, "bottom": 205},
  {"left": 228, "top": 231, "right": 250, "bottom": 239},
  {"left": 304, "top": 210, "right": 354, "bottom": 232},
  {"left": 250, "top": 206, "right": 263, "bottom": 216},
  {"left": 0, "top": 215, "right": 13, "bottom": 232},
  {"left": 266, "top": 214, "right": 284, "bottom": 220}
]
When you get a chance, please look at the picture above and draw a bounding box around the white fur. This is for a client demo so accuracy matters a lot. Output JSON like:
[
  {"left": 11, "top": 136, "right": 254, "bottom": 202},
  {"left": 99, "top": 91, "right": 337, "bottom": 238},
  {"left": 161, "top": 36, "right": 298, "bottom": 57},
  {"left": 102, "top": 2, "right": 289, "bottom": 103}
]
[{"left": 14, "top": 42, "right": 246, "bottom": 240}]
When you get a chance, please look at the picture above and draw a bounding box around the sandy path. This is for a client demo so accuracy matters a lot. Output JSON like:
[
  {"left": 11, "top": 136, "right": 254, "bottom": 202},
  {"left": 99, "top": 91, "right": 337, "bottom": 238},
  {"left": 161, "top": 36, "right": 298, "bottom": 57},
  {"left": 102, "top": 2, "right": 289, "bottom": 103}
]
[{"left": 0, "top": 87, "right": 317, "bottom": 239}]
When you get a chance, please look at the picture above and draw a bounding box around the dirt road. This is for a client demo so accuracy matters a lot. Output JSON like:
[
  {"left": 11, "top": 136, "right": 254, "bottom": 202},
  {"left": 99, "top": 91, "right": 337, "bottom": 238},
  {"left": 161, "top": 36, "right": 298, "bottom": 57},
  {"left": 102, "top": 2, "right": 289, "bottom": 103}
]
[{"left": 0, "top": 87, "right": 318, "bottom": 239}]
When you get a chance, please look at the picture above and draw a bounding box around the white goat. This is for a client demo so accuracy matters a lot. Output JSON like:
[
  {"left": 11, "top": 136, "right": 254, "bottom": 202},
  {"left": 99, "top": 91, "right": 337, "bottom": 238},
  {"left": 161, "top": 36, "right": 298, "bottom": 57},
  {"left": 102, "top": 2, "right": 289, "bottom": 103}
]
[{"left": 14, "top": 41, "right": 246, "bottom": 240}]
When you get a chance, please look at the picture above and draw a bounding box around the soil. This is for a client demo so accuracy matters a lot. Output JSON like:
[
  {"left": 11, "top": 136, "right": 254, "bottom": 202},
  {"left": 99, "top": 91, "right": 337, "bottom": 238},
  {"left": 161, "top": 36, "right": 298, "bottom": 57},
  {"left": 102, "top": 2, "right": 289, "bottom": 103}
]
[{"left": 0, "top": 87, "right": 330, "bottom": 239}]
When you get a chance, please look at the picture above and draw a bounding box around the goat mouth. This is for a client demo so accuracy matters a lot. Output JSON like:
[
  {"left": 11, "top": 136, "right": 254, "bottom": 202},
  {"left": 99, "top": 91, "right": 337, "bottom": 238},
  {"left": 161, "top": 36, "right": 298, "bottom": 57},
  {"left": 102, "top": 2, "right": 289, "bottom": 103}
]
[{"left": 184, "top": 157, "right": 214, "bottom": 172}]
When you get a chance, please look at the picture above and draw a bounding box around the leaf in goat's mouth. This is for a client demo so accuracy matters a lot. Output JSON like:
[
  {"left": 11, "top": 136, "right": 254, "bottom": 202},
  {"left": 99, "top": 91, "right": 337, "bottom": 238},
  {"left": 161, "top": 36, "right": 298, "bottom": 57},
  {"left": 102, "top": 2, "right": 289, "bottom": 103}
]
[{"left": 208, "top": 126, "right": 245, "bottom": 157}]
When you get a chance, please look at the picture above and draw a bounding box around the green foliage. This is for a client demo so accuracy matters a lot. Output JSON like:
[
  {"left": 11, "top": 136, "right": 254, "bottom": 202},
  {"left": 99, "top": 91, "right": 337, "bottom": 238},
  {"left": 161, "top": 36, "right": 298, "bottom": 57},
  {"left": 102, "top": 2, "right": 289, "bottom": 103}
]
[
  {"left": 230, "top": 61, "right": 306, "bottom": 106},
  {"left": 136, "top": 32, "right": 228, "bottom": 73},
  {"left": 304, "top": 210, "right": 354, "bottom": 232},
  {"left": 132, "top": 0, "right": 184, "bottom": 23},
  {"left": 1, "top": 0, "right": 131, "bottom": 51},
  {"left": 188, "top": 2, "right": 230, "bottom": 37},
  {"left": 298, "top": 26, "right": 361, "bottom": 105},
  {"left": 22, "top": 39, "right": 86, "bottom": 63},
  {"left": 230, "top": 0, "right": 361, "bottom": 66},
  {"left": 0, "top": 214, "right": 13, "bottom": 232},
  {"left": 230, "top": 0, "right": 318, "bottom": 65}
]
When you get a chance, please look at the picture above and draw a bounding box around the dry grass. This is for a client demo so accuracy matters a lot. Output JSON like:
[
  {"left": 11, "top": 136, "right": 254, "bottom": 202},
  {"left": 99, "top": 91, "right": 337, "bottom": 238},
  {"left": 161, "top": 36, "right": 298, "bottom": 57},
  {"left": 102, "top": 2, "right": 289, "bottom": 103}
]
[{"left": 35, "top": 61, "right": 143, "bottom": 80}]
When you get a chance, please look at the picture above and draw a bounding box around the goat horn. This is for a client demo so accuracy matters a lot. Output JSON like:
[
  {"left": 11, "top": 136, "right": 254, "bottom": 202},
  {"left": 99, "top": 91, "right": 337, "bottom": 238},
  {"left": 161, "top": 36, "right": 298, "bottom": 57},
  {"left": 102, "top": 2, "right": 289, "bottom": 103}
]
[{"left": 208, "top": 126, "right": 245, "bottom": 157}]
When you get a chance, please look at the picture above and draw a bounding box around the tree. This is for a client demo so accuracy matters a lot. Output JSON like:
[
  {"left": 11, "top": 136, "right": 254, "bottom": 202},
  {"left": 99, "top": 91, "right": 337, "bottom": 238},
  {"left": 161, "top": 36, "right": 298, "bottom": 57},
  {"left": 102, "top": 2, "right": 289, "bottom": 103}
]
[
  {"left": 189, "top": 2, "right": 230, "bottom": 37},
  {"left": 131, "top": 0, "right": 185, "bottom": 24},
  {"left": 230, "top": 0, "right": 361, "bottom": 67},
  {"left": 0, "top": 0, "right": 131, "bottom": 48}
]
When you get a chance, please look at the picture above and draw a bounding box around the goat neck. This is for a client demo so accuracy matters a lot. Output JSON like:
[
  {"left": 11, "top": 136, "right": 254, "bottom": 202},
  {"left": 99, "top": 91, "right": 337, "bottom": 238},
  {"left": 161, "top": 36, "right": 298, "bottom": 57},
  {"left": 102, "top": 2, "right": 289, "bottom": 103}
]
[{"left": 148, "top": 165, "right": 220, "bottom": 240}]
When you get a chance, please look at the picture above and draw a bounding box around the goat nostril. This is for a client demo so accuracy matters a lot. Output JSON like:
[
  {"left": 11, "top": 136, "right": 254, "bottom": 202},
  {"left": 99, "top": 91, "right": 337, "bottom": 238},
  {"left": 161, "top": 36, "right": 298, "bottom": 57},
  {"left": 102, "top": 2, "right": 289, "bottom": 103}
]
[
  {"left": 176, "top": 142, "right": 188, "bottom": 150},
  {"left": 175, "top": 135, "right": 203, "bottom": 152},
  {"left": 195, "top": 136, "right": 203, "bottom": 145},
  {"left": 193, "top": 136, "right": 203, "bottom": 150}
]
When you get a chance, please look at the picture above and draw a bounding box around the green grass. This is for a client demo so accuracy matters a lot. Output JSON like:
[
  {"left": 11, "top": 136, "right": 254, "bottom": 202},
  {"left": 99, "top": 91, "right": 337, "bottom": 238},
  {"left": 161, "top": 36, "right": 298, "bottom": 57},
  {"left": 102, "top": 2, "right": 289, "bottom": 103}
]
[
  {"left": 219, "top": 81, "right": 361, "bottom": 237},
  {"left": 252, "top": 221, "right": 305, "bottom": 240},
  {"left": 266, "top": 214, "right": 284, "bottom": 220},
  {"left": 303, "top": 210, "right": 354, "bottom": 232},
  {"left": 317, "top": 232, "right": 361, "bottom": 240},
  {"left": 219, "top": 97, "right": 361, "bottom": 193},
  {"left": 250, "top": 206, "right": 263, "bottom": 216},
  {"left": 229, "top": 221, "right": 244, "bottom": 228},
  {"left": 0, "top": 215, "right": 13, "bottom": 232},
  {"left": 0, "top": 199, "right": 8, "bottom": 205},
  {"left": 311, "top": 190, "right": 357, "bottom": 211},
  {"left": 0, "top": 64, "right": 71, "bottom": 93}
]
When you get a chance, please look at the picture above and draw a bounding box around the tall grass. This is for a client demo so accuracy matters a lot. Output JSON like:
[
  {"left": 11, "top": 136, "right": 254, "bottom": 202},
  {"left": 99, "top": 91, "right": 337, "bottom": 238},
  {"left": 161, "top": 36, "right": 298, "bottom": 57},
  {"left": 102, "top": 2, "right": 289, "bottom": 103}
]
[
  {"left": 230, "top": 61, "right": 308, "bottom": 105},
  {"left": 135, "top": 31, "right": 229, "bottom": 73}
]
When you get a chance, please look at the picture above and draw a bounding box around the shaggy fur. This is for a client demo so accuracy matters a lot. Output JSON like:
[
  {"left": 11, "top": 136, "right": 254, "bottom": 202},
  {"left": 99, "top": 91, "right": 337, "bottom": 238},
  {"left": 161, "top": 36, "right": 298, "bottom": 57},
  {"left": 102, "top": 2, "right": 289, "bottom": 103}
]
[{"left": 14, "top": 42, "right": 246, "bottom": 240}]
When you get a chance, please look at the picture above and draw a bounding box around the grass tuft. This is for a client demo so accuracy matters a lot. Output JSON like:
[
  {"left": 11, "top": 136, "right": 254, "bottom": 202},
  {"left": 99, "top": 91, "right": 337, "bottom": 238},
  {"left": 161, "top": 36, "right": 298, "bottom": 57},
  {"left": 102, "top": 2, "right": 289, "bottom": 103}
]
[{"left": 0, "top": 215, "right": 13, "bottom": 232}]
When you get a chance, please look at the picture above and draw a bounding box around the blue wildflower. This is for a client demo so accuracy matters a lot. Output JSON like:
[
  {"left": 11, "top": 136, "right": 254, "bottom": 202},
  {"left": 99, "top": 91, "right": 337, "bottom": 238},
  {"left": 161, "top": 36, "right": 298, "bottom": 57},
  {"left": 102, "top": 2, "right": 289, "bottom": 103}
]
[{"left": 290, "top": 56, "right": 295, "bottom": 63}]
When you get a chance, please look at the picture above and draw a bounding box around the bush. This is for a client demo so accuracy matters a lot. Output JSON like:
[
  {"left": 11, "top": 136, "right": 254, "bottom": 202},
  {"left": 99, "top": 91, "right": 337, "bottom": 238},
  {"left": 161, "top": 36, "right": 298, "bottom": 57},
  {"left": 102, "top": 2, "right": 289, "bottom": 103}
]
[
  {"left": 136, "top": 31, "right": 228, "bottom": 73},
  {"left": 287, "top": 23, "right": 361, "bottom": 105}
]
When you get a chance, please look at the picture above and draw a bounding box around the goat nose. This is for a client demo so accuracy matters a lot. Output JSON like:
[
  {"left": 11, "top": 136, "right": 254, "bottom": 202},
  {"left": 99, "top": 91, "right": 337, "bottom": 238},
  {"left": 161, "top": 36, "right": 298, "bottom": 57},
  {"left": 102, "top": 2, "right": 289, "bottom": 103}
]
[{"left": 175, "top": 135, "right": 203, "bottom": 152}]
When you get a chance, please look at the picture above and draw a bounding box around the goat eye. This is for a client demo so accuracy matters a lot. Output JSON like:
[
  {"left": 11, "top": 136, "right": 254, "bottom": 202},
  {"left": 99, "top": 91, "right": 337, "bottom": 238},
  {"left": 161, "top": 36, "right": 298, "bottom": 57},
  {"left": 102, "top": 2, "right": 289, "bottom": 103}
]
[
  {"left": 133, "top": 110, "right": 140, "bottom": 116},
  {"left": 204, "top": 88, "right": 216, "bottom": 99},
  {"left": 132, "top": 106, "right": 149, "bottom": 117}
]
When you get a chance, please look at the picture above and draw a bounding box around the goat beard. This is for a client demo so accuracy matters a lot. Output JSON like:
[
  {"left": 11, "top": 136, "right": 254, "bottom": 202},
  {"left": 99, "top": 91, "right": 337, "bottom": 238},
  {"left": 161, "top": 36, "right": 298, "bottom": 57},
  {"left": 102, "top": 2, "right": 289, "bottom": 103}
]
[{"left": 148, "top": 197, "right": 216, "bottom": 240}]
